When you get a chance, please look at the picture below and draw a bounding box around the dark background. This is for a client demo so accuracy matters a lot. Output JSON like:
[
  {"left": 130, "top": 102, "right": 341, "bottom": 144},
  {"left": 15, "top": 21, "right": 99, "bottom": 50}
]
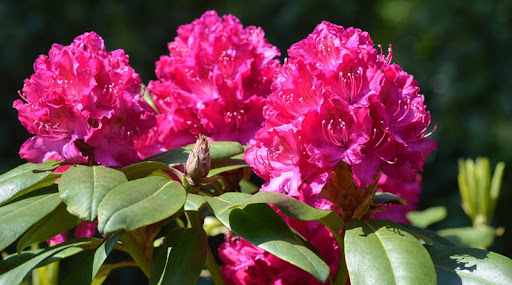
[{"left": 1, "top": 0, "right": 511, "bottom": 282}]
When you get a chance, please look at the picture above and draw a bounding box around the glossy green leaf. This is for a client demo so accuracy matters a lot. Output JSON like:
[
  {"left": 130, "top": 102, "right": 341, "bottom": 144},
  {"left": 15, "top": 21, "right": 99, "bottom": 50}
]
[
  {"left": 59, "top": 165, "right": 128, "bottom": 221},
  {"left": 406, "top": 206, "right": 447, "bottom": 228},
  {"left": 345, "top": 219, "right": 436, "bottom": 285},
  {"left": 149, "top": 227, "right": 207, "bottom": 285},
  {"left": 62, "top": 231, "right": 124, "bottom": 285},
  {"left": 426, "top": 243, "right": 512, "bottom": 284},
  {"left": 0, "top": 160, "right": 61, "bottom": 205},
  {"left": 373, "top": 192, "right": 407, "bottom": 205},
  {"left": 208, "top": 158, "right": 248, "bottom": 177},
  {"left": 226, "top": 191, "right": 344, "bottom": 231},
  {"left": 207, "top": 195, "right": 330, "bottom": 283},
  {"left": 239, "top": 179, "right": 259, "bottom": 194},
  {"left": 0, "top": 239, "right": 92, "bottom": 284},
  {"left": 143, "top": 141, "right": 244, "bottom": 165},
  {"left": 0, "top": 189, "right": 61, "bottom": 252},
  {"left": 399, "top": 223, "right": 455, "bottom": 246},
  {"left": 17, "top": 203, "right": 81, "bottom": 253},
  {"left": 121, "top": 161, "right": 172, "bottom": 180},
  {"left": 184, "top": 193, "right": 205, "bottom": 212},
  {"left": 438, "top": 226, "right": 496, "bottom": 249},
  {"left": 97, "top": 177, "right": 186, "bottom": 235}
]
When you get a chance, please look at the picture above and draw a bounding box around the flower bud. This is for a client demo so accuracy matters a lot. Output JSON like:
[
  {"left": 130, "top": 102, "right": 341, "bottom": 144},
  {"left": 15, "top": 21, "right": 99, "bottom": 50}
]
[{"left": 186, "top": 134, "right": 211, "bottom": 184}]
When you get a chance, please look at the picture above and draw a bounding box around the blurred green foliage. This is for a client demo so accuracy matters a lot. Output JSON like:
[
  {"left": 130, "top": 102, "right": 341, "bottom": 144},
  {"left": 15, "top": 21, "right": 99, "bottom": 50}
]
[{"left": 1, "top": 0, "right": 511, "bottom": 279}]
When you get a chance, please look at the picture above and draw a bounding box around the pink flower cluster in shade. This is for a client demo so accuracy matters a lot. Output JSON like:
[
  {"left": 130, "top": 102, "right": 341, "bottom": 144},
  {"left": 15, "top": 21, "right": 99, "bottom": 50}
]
[
  {"left": 372, "top": 173, "right": 422, "bottom": 223},
  {"left": 219, "top": 215, "right": 339, "bottom": 285},
  {"left": 14, "top": 32, "right": 156, "bottom": 167},
  {"left": 246, "top": 21, "right": 437, "bottom": 200},
  {"left": 47, "top": 221, "right": 98, "bottom": 246},
  {"left": 137, "top": 11, "right": 280, "bottom": 157}
]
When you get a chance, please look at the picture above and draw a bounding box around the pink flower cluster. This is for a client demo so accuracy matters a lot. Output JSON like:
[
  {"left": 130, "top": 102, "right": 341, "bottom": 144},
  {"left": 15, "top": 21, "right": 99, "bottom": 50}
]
[
  {"left": 47, "top": 221, "right": 98, "bottom": 246},
  {"left": 219, "top": 216, "right": 339, "bottom": 285},
  {"left": 246, "top": 21, "right": 436, "bottom": 201},
  {"left": 137, "top": 11, "right": 280, "bottom": 157},
  {"left": 372, "top": 173, "right": 422, "bottom": 223},
  {"left": 14, "top": 32, "right": 155, "bottom": 167}
]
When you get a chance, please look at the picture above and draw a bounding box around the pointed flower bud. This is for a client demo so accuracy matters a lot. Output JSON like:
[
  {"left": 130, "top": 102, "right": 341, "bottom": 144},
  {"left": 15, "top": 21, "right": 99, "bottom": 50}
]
[{"left": 186, "top": 134, "right": 211, "bottom": 184}]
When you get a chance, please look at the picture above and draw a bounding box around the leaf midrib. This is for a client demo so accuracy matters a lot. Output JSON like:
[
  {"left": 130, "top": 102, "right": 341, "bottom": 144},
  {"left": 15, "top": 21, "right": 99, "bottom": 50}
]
[
  {"left": 366, "top": 221, "right": 398, "bottom": 284},
  {"left": 104, "top": 180, "right": 177, "bottom": 230},
  {"left": 0, "top": 193, "right": 58, "bottom": 222}
]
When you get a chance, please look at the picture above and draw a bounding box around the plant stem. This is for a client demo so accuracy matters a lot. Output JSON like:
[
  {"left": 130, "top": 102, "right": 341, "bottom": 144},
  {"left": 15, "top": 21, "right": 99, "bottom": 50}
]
[
  {"left": 184, "top": 211, "right": 226, "bottom": 285},
  {"left": 120, "top": 232, "right": 152, "bottom": 278},
  {"left": 205, "top": 244, "right": 226, "bottom": 285}
]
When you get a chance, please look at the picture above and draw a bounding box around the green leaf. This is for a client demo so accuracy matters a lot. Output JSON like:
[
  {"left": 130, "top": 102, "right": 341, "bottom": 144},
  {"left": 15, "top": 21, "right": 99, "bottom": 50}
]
[
  {"left": 0, "top": 160, "right": 61, "bottom": 206},
  {"left": 373, "top": 192, "right": 407, "bottom": 205},
  {"left": 59, "top": 165, "right": 128, "bottom": 221},
  {"left": 406, "top": 206, "right": 447, "bottom": 228},
  {"left": 438, "top": 226, "right": 496, "bottom": 249},
  {"left": 184, "top": 194, "right": 205, "bottom": 212},
  {"left": 62, "top": 231, "right": 124, "bottom": 285},
  {"left": 226, "top": 191, "right": 344, "bottom": 231},
  {"left": 207, "top": 195, "right": 330, "bottom": 283},
  {"left": 426, "top": 243, "right": 512, "bottom": 284},
  {"left": 239, "top": 179, "right": 259, "bottom": 194},
  {"left": 97, "top": 177, "right": 186, "bottom": 235},
  {"left": 208, "top": 158, "right": 248, "bottom": 177},
  {"left": 121, "top": 161, "right": 172, "bottom": 180},
  {"left": 0, "top": 240, "right": 92, "bottom": 284},
  {"left": 149, "top": 227, "right": 207, "bottom": 285},
  {"left": 17, "top": 203, "right": 81, "bottom": 253},
  {"left": 345, "top": 219, "right": 436, "bottom": 285},
  {"left": 398, "top": 223, "right": 455, "bottom": 246},
  {"left": 0, "top": 189, "right": 61, "bottom": 252},
  {"left": 143, "top": 141, "right": 244, "bottom": 165}
]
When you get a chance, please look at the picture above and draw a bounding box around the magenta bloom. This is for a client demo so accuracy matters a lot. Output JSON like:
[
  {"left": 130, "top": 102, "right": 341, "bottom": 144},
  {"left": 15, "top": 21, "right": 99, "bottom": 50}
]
[
  {"left": 14, "top": 32, "right": 155, "bottom": 167},
  {"left": 139, "top": 11, "right": 280, "bottom": 156},
  {"left": 246, "top": 21, "right": 436, "bottom": 201},
  {"left": 372, "top": 173, "right": 422, "bottom": 223},
  {"left": 219, "top": 216, "right": 339, "bottom": 285}
]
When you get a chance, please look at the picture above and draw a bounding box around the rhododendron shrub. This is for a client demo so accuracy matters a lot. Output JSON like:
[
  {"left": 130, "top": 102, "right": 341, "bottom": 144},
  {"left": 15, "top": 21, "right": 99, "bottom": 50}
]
[
  {"left": 1, "top": 12, "right": 511, "bottom": 285},
  {"left": 14, "top": 32, "right": 155, "bottom": 167},
  {"left": 138, "top": 10, "right": 280, "bottom": 157}
]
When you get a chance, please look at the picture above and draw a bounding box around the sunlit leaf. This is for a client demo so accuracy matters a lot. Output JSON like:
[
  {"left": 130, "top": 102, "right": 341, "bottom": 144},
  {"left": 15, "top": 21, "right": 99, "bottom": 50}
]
[
  {"left": 426, "top": 243, "right": 512, "bottom": 284},
  {"left": 97, "top": 177, "right": 186, "bottom": 235},
  {"left": 406, "top": 206, "right": 447, "bottom": 228},
  {"left": 438, "top": 226, "right": 496, "bottom": 249},
  {"left": 121, "top": 161, "right": 172, "bottom": 180},
  {"left": 0, "top": 160, "right": 61, "bottom": 206},
  {"left": 184, "top": 194, "right": 205, "bottom": 212},
  {"left": 345, "top": 219, "right": 436, "bottom": 285},
  {"left": 207, "top": 195, "right": 330, "bottom": 283},
  {"left": 59, "top": 165, "right": 128, "bottom": 221},
  {"left": 0, "top": 188, "right": 61, "bottom": 252},
  {"left": 399, "top": 223, "right": 455, "bottom": 246},
  {"left": 143, "top": 141, "right": 244, "bottom": 165}
]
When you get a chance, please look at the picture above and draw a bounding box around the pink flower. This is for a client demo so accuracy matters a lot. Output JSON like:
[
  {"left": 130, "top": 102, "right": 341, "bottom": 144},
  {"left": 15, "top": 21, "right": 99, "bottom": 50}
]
[
  {"left": 47, "top": 232, "right": 67, "bottom": 246},
  {"left": 14, "top": 32, "right": 156, "bottom": 167},
  {"left": 219, "top": 215, "right": 339, "bottom": 285},
  {"left": 46, "top": 221, "right": 99, "bottom": 246},
  {"left": 372, "top": 173, "right": 422, "bottom": 223},
  {"left": 138, "top": 11, "right": 280, "bottom": 156},
  {"left": 246, "top": 21, "right": 436, "bottom": 202},
  {"left": 75, "top": 221, "right": 99, "bottom": 238}
]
